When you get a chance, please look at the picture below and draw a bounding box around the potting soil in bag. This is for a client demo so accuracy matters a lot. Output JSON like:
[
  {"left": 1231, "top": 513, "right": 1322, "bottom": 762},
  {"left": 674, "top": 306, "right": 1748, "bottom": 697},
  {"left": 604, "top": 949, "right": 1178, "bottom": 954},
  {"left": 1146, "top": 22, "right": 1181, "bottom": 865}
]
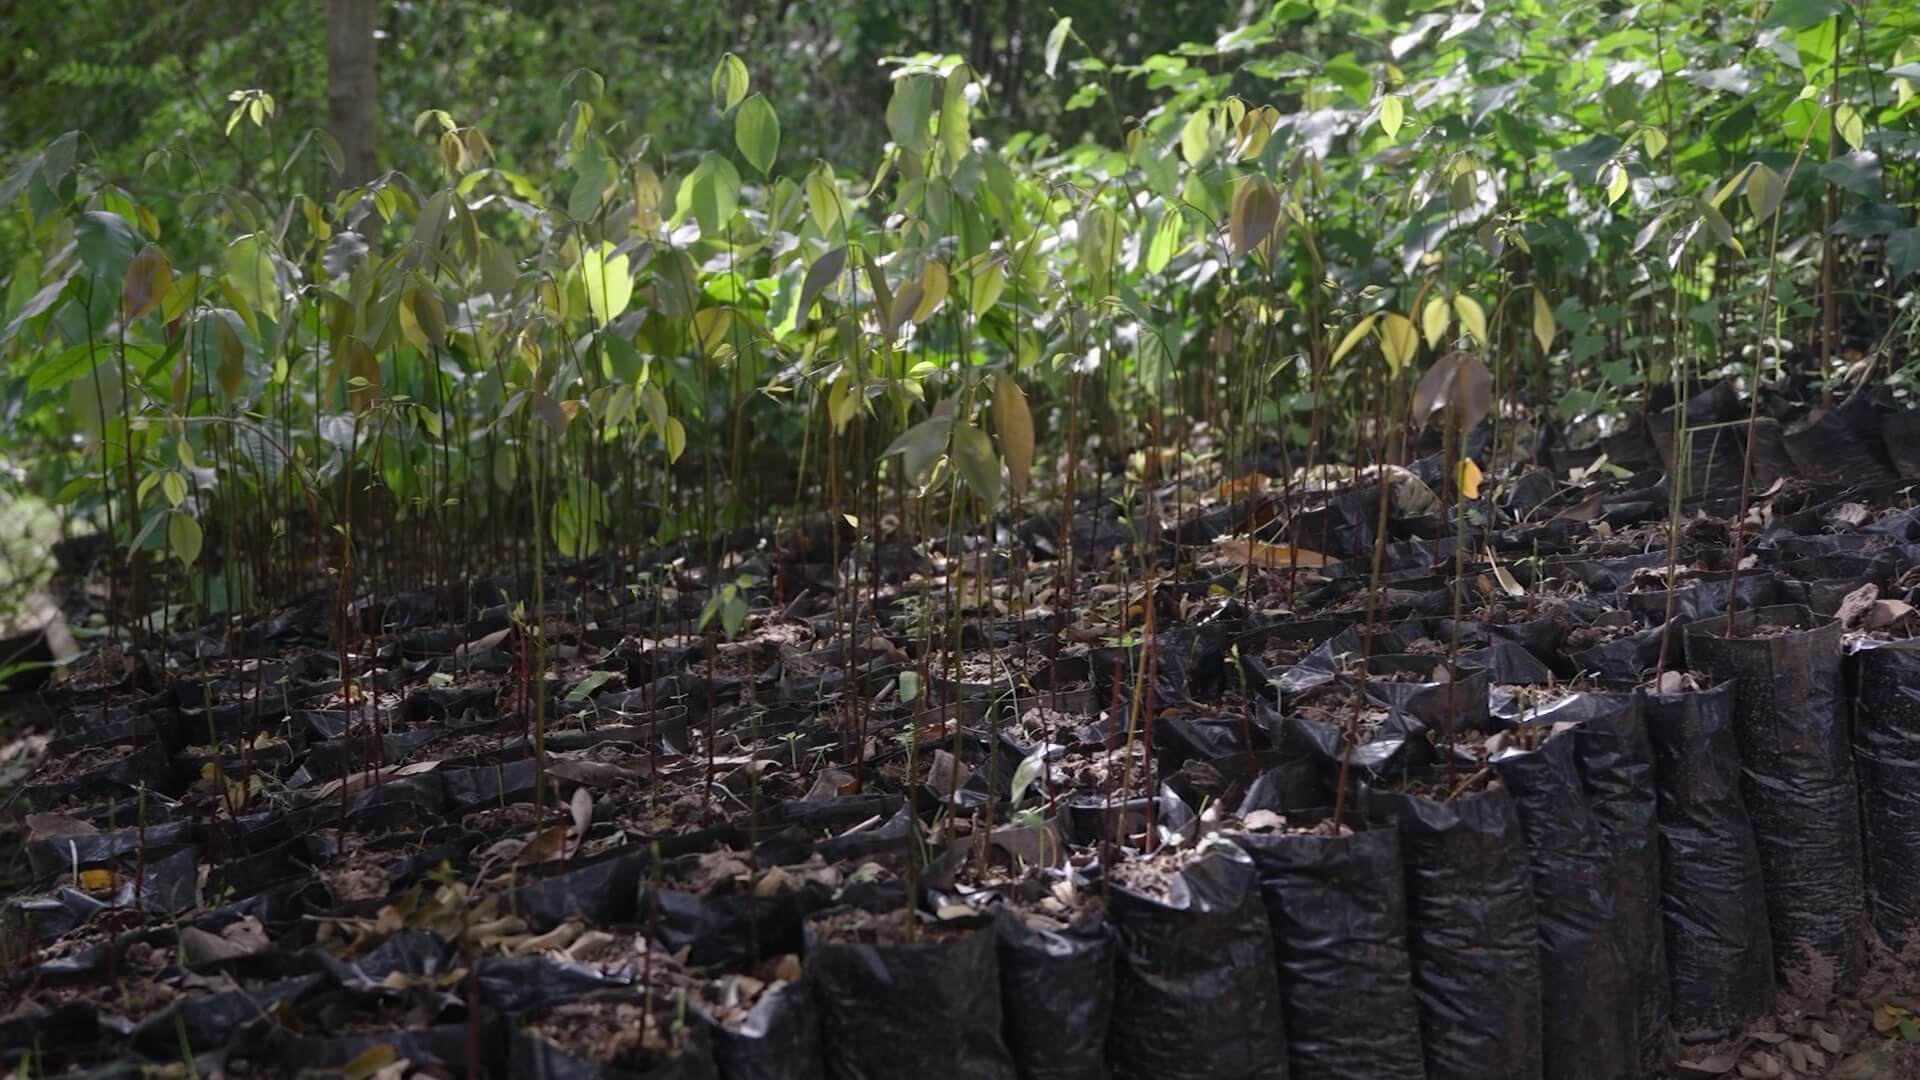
[
  {"left": 1104, "top": 840, "right": 1289, "bottom": 1080},
  {"left": 1232, "top": 817, "right": 1425, "bottom": 1080},
  {"left": 995, "top": 904, "right": 1114, "bottom": 1080},
  {"left": 1491, "top": 730, "right": 1634, "bottom": 1080},
  {"left": 1567, "top": 691, "right": 1670, "bottom": 1070},
  {"left": 1846, "top": 640, "right": 1920, "bottom": 957},
  {"left": 1363, "top": 780, "right": 1542, "bottom": 1080},
  {"left": 1641, "top": 679, "right": 1774, "bottom": 1046},
  {"left": 1685, "top": 605, "right": 1864, "bottom": 994},
  {"left": 805, "top": 908, "right": 1015, "bottom": 1080}
]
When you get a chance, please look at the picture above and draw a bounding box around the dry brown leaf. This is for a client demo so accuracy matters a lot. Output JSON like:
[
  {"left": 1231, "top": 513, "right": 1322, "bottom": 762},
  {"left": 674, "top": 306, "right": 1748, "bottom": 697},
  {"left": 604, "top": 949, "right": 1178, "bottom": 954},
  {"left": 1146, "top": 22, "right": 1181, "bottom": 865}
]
[
  {"left": 515, "top": 824, "right": 573, "bottom": 866},
  {"left": 26, "top": 813, "right": 99, "bottom": 841},
  {"left": 1838, "top": 583, "right": 1881, "bottom": 629}
]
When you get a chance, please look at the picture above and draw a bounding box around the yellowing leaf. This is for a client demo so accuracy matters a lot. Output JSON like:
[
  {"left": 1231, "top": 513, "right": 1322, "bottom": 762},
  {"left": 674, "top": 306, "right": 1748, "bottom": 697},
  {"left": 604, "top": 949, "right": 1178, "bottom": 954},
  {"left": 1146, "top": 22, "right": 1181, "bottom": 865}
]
[
  {"left": 1331, "top": 315, "right": 1376, "bottom": 365},
  {"left": 664, "top": 417, "right": 686, "bottom": 463},
  {"left": 1452, "top": 294, "right": 1488, "bottom": 347},
  {"left": 79, "top": 868, "right": 118, "bottom": 892},
  {"left": 1379, "top": 94, "right": 1404, "bottom": 138},
  {"left": 1835, "top": 103, "right": 1865, "bottom": 152},
  {"left": 1217, "top": 538, "right": 1336, "bottom": 569},
  {"left": 991, "top": 372, "right": 1034, "bottom": 498},
  {"left": 1379, "top": 312, "right": 1418, "bottom": 372},
  {"left": 911, "top": 261, "right": 949, "bottom": 323},
  {"left": 1457, "top": 457, "right": 1483, "bottom": 499},
  {"left": 122, "top": 244, "right": 172, "bottom": 323},
  {"left": 1532, "top": 290, "right": 1556, "bottom": 354},
  {"left": 1605, "top": 163, "right": 1629, "bottom": 206},
  {"left": 1421, "top": 296, "right": 1451, "bottom": 349}
]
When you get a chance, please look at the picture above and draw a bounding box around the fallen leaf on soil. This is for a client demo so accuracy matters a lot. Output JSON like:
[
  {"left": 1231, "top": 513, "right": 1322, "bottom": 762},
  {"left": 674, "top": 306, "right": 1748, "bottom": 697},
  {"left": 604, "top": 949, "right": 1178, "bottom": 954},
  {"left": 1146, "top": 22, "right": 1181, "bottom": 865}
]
[
  {"left": 26, "top": 812, "right": 99, "bottom": 841},
  {"left": 1216, "top": 538, "right": 1335, "bottom": 568},
  {"left": 1838, "top": 583, "right": 1880, "bottom": 629}
]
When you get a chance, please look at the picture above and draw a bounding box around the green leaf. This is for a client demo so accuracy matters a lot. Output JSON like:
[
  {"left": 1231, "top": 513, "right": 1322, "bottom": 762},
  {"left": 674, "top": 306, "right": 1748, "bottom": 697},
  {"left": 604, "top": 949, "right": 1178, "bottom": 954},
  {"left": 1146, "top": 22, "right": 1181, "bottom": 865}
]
[
  {"left": 27, "top": 343, "right": 104, "bottom": 395},
  {"left": 169, "top": 512, "right": 203, "bottom": 568},
  {"left": 968, "top": 261, "right": 1007, "bottom": 317},
  {"left": 1762, "top": 0, "right": 1844, "bottom": 31},
  {"left": 734, "top": 93, "right": 780, "bottom": 177},
  {"left": 1146, "top": 208, "right": 1184, "bottom": 274},
  {"left": 710, "top": 53, "right": 749, "bottom": 112},
  {"left": 991, "top": 373, "right": 1034, "bottom": 499},
  {"left": 1044, "top": 17, "right": 1072, "bottom": 77},
  {"left": 162, "top": 471, "right": 188, "bottom": 509},
  {"left": 76, "top": 211, "right": 138, "bottom": 279},
  {"left": 805, "top": 167, "right": 841, "bottom": 234},
  {"left": 886, "top": 75, "right": 937, "bottom": 156},
  {"left": 678, "top": 154, "right": 742, "bottom": 236},
  {"left": 797, "top": 245, "right": 847, "bottom": 324},
  {"left": 1180, "top": 109, "right": 1213, "bottom": 167},
  {"left": 950, "top": 421, "right": 1000, "bottom": 505},
  {"left": 225, "top": 234, "right": 278, "bottom": 319},
  {"left": 1886, "top": 229, "right": 1920, "bottom": 282},
  {"left": 940, "top": 66, "right": 973, "bottom": 169},
  {"left": 1606, "top": 163, "right": 1629, "bottom": 206},
  {"left": 898, "top": 670, "right": 921, "bottom": 703},
  {"left": 885, "top": 415, "right": 953, "bottom": 484},
  {"left": 580, "top": 242, "right": 632, "bottom": 324},
  {"left": 1379, "top": 94, "right": 1404, "bottom": 138},
  {"left": 566, "top": 670, "right": 615, "bottom": 702}
]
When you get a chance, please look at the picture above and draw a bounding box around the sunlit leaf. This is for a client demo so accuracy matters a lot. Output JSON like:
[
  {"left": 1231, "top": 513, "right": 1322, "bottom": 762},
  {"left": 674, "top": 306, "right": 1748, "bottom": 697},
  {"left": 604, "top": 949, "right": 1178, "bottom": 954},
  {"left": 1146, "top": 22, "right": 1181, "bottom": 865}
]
[
  {"left": 1379, "top": 94, "right": 1404, "bottom": 138},
  {"left": 710, "top": 53, "right": 749, "bottom": 112},
  {"left": 734, "top": 93, "right": 780, "bottom": 177},
  {"left": 1044, "top": 17, "right": 1073, "bottom": 78},
  {"left": 580, "top": 242, "right": 632, "bottom": 324},
  {"left": 1228, "top": 175, "right": 1280, "bottom": 259}
]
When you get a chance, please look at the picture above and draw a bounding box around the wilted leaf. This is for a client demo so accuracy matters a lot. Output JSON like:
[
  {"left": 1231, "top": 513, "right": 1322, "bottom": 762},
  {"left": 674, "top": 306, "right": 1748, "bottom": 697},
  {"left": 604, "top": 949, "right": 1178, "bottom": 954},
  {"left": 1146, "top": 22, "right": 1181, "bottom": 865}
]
[{"left": 1411, "top": 351, "right": 1492, "bottom": 434}]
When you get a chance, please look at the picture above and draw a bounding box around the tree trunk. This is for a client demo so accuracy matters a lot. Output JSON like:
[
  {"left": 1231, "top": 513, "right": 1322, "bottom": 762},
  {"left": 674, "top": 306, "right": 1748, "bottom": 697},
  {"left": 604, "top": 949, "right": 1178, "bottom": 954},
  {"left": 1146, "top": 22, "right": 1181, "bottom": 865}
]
[{"left": 326, "top": 0, "right": 378, "bottom": 188}]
